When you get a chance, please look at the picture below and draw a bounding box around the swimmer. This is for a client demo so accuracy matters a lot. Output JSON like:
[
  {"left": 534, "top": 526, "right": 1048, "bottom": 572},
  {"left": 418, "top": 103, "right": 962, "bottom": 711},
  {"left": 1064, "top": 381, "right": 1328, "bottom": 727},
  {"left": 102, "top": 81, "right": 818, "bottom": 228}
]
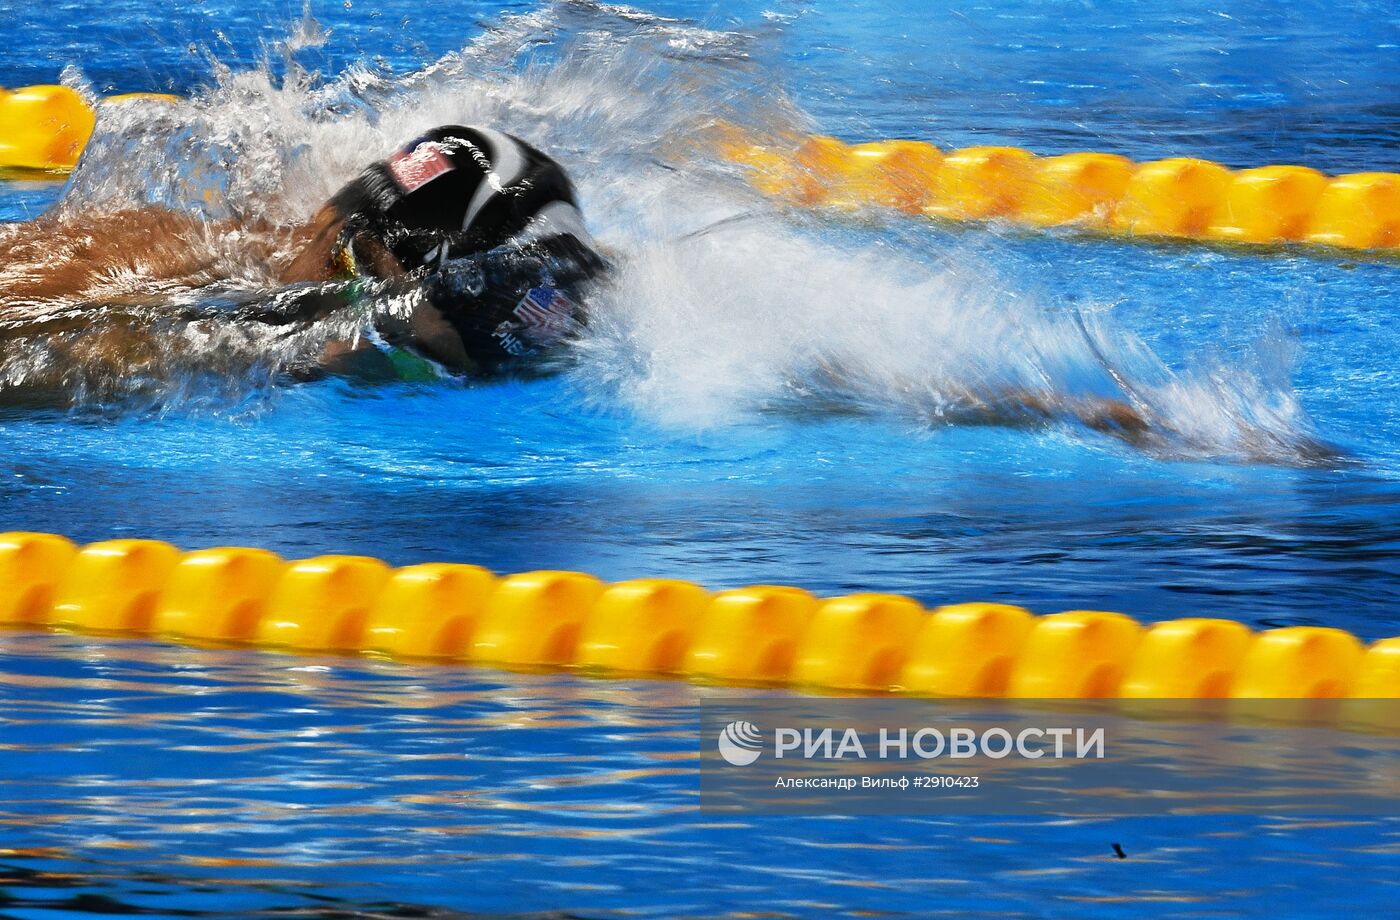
[
  {"left": 0, "top": 126, "right": 1156, "bottom": 443},
  {"left": 0, "top": 125, "right": 608, "bottom": 383}
]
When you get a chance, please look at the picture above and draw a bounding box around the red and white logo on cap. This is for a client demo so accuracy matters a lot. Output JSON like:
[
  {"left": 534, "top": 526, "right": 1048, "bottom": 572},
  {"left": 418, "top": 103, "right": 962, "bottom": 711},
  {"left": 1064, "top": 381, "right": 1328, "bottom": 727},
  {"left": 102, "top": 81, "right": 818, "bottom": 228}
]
[{"left": 388, "top": 142, "right": 454, "bottom": 193}]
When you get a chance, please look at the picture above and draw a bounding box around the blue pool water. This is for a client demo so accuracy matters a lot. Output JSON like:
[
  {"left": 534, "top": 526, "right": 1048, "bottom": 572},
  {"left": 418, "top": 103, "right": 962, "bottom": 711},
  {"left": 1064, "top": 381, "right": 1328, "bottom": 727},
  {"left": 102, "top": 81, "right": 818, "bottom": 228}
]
[{"left": 3, "top": 0, "right": 1400, "bottom": 915}]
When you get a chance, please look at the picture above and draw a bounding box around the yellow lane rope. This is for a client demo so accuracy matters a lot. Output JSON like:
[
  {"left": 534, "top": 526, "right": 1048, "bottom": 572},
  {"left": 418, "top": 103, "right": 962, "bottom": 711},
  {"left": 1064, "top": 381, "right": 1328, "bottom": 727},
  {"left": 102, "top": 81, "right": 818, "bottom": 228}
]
[
  {"left": 4, "top": 83, "right": 1398, "bottom": 252},
  {"left": 2, "top": 532, "right": 1397, "bottom": 702},
  {"left": 722, "top": 129, "right": 1400, "bottom": 251}
]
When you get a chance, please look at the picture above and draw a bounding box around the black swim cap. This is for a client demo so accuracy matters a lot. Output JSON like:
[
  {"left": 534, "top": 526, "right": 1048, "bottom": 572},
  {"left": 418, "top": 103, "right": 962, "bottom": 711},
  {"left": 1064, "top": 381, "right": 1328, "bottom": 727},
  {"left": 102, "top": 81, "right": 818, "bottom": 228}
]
[{"left": 328, "top": 125, "right": 581, "bottom": 271}]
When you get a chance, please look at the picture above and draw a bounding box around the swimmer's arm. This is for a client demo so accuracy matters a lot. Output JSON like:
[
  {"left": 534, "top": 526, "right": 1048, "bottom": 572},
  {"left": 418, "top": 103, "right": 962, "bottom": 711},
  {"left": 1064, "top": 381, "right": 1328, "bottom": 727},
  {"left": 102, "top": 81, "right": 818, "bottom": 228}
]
[
  {"left": 0, "top": 208, "right": 227, "bottom": 306},
  {"left": 1006, "top": 389, "right": 1150, "bottom": 439}
]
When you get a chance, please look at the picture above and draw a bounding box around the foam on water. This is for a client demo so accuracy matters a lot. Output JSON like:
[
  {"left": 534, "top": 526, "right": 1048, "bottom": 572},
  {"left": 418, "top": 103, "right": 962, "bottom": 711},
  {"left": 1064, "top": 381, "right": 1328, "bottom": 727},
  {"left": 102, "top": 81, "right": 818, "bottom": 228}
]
[{"left": 0, "top": 0, "right": 1328, "bottom": 464}]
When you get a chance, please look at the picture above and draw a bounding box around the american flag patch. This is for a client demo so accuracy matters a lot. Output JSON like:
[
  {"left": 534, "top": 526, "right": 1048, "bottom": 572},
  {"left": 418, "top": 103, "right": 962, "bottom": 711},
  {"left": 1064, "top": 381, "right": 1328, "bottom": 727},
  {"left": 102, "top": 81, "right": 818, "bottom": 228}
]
[
  {"left": 387, "top": 142, "right": 454, "bottom": 192},
  {"left": 512, "top": 287, "right": 577, "bottom": 344}
]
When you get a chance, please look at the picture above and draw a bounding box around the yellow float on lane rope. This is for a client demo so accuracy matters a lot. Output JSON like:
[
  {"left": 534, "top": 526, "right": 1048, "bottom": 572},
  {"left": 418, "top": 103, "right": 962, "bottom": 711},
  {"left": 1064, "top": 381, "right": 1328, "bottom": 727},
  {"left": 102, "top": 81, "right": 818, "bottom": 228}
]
[
  {"left": 0, "top": 84, "right": 95, "bottom": 172},
  {"left": 0, "top": 532, "right": 1396, "bottom": 710},
  {"left": 0, "top": 85, "right": 178, "bottom": 172},
  {"left": 722, "top": 128, "right": 1400, "bottom": 253}
]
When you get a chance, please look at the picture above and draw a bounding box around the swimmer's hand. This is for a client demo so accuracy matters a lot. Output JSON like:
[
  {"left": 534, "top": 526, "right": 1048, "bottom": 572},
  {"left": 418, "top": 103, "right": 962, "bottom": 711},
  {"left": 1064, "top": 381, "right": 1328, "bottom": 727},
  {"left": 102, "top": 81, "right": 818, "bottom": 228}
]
[
  {"left": 281, "top": 206, "right": 408, "bottom": 284},
  {"left": 314, "top": 339, "right": 401, "bottom": 382}
]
